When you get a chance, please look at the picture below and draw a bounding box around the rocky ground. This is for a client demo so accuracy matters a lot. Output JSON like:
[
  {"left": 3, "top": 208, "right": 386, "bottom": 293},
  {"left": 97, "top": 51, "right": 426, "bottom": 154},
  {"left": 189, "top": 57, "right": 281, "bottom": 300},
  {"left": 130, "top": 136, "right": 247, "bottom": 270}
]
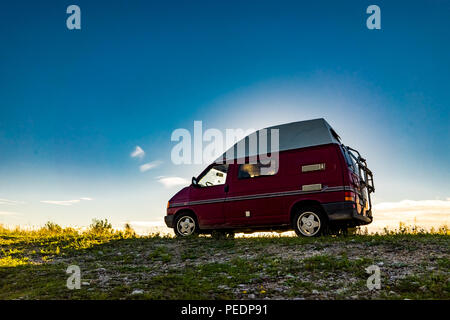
[{"left": 1, "top": 232, "right": 448, "bottom": 299}]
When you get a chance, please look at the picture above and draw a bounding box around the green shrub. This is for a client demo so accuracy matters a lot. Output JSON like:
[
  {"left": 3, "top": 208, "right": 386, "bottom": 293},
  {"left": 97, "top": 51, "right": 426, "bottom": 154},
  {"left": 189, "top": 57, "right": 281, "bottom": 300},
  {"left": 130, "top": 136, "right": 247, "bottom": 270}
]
[
  {"left": 43, "top": 221, "right": 62, "bottom": 233},
  {"left": 89, "top": 219, "right": 112, "bottom": 234},
  {"left": 124, "top": 223, "right": 136, "bottom": 236}
]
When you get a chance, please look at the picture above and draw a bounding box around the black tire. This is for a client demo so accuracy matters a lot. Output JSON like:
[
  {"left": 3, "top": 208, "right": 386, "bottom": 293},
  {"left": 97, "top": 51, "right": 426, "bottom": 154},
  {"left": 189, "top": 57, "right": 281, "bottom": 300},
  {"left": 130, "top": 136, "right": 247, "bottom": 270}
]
[
  {"left": 293, "top": 206, "right": 326, "bottom": 237},
  {"left": 174, "top": 213, "right": 199, "bottom": 237}
]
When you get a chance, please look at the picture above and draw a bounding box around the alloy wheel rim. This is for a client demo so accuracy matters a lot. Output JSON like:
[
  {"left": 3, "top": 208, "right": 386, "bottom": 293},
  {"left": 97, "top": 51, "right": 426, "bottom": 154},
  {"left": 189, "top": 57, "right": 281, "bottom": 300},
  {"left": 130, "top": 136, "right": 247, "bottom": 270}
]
[
  {"left": 297, "top": 211, "right": 321, "bottom": 236},
  {"left": 177, "top": 216, "right": 195, "bottom": 236}
]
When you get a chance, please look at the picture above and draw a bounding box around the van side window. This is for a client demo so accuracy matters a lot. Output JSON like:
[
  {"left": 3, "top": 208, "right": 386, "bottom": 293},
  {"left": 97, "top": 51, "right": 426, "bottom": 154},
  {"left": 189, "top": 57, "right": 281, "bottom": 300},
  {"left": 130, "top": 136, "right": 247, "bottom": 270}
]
[
  {"left": 198, "top": 164, "right": 229, "bottom": 187},
  {"left": 238, "top": 163, "right": 277, "bottom": 179}
]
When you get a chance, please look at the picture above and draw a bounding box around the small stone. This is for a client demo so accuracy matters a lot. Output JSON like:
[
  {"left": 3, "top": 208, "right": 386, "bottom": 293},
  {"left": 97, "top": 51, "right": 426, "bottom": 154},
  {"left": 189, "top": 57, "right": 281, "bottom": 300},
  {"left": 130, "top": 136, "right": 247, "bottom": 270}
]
[
  {"left": 82, "top": 282, "right": 90, "bottom": 286},
  {"left": 131, "top": 289, "right": 144, "bottom": 295},
  {"left": 218, "top": 285, "right": 229, "bottom": 290},
  {"left": 248, "top": 294, "right": 256, "bottom": 299},
  {"left": 377, "top": 262, "right": 384, "bottom": 266},
  {"left": 312, "top": 289, "right": 319, "bottom": 294}
]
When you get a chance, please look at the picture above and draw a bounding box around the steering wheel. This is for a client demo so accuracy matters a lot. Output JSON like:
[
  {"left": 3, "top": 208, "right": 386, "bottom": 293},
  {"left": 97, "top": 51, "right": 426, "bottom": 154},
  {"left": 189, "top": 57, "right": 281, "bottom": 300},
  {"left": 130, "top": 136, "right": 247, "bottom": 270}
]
[{"left": 205, "top": 181, "right": 213, "bottom": 186}]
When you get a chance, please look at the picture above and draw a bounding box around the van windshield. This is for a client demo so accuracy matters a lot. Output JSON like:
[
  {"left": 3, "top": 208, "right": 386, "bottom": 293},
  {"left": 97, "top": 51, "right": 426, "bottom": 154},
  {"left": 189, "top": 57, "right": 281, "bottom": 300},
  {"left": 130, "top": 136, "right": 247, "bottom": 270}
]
[{"left": 197, "top": 164, "right": 229, "bottom": 187}]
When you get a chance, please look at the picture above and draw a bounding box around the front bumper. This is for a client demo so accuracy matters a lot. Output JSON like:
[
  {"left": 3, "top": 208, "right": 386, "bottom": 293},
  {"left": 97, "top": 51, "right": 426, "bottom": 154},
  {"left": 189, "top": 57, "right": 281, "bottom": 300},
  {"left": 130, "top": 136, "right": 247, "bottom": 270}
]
[
  {"left": 323, "top": 201, "right": 372, "bottom": 225},
  {"left": 164, "top": 215, "right": 174, "bottom": 228}
]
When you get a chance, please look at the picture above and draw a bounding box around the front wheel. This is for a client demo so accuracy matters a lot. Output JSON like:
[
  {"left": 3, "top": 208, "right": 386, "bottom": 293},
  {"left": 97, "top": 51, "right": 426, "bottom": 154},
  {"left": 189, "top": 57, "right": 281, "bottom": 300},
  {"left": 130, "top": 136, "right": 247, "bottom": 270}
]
[
  {"left": 174, "top": 214, "right": 198, "bottom": 237},
  {"left": 293, "top": 207, "right": 326, "bottom": 237}
]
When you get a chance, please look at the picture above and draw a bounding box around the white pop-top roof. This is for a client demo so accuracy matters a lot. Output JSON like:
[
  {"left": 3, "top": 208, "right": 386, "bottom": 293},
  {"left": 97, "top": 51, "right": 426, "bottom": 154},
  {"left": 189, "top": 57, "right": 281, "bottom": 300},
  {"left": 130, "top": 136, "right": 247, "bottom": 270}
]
[{"left": 216, "top": 118, "right": 341, "bottom": 162}]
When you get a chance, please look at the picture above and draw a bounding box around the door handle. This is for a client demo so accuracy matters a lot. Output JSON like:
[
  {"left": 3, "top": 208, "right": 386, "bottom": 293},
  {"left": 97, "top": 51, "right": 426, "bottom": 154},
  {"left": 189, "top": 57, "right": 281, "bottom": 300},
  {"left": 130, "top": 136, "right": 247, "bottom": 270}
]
[{"left": 224, "top": 184, "right": 229, "bottom": 193}]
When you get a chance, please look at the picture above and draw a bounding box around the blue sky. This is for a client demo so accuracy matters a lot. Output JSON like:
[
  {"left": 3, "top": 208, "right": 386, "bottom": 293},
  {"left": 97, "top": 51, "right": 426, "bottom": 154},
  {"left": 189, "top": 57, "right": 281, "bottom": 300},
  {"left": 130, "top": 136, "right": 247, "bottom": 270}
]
[{"left": 0, "top": 1, "right": 449, "bottom": 231}]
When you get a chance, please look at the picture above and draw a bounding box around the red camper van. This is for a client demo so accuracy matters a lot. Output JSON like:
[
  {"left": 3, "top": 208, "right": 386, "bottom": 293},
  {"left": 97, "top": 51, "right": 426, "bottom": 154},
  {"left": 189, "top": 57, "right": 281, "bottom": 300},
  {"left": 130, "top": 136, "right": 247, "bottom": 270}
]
[{"left": 165, "top": 119, "right": 375, "bottom": 237}]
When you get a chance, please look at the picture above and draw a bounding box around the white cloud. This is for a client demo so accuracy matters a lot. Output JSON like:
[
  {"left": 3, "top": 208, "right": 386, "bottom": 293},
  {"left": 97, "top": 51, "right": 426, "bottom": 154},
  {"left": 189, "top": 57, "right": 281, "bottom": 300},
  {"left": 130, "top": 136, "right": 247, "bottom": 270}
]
[
  {"left": 157, "top": 176, "right": 189, "bottom": 188},
  {"left": 373, "top": 199, "right": 450, "bottom": 213},
  {"left": 40, "top": 200, "right": 81, "bottom": 206},
  {"left": 368, "top": 198, "right": 450, "bottom": 232},
  {"left": 139, "top": 160, "right": 163, "bottom": 172},
  {"left": 130, "top": 146, "right": 145, "bottom": 159},
  {"left": 40, "top": 197, "right": 94, "bottom": 206},
  {"left": 0, "top": 198, "right": 24, "bottom": 205},
  {"left": 0, "top": 211, "right": 21, "bottom": 216}
]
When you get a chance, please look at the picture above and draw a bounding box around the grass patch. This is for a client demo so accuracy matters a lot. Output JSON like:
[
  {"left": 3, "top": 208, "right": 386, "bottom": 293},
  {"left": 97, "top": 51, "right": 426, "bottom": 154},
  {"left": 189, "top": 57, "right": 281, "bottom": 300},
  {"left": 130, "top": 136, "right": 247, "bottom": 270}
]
[
  {"left": 0, "top": 222, "right": 448, "bottom": 299},
  {"left": 303, "top": 254, "right": 373, "bottom": 276},
  {"left": 148, "top": 246, "right": 172, "bottom": 262},
  {"left": 385, "top": 273, "right": 449, "bottom": 299}
]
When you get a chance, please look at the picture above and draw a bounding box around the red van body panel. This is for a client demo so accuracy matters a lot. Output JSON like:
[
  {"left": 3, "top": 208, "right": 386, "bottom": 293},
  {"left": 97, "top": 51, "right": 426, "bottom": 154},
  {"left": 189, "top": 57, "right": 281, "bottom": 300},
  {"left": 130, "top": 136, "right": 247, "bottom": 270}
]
[{"left": 188, "top": 184, "right": 227, "bottom": 226}]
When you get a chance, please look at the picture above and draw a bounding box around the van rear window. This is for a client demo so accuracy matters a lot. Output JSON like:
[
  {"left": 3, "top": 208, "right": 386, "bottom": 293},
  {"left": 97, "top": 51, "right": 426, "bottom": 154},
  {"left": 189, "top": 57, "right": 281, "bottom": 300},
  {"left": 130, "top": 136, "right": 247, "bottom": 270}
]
[{"left": 340, "top": 146, "right": 357, "bottom": 173}]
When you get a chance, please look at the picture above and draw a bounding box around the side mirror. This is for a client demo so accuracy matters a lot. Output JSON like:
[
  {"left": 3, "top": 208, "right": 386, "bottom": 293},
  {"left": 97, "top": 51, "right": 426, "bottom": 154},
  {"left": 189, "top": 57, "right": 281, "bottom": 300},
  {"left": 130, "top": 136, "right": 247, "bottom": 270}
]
[{"left": 191, "top": 176, "right": 198, "bottom": 187}]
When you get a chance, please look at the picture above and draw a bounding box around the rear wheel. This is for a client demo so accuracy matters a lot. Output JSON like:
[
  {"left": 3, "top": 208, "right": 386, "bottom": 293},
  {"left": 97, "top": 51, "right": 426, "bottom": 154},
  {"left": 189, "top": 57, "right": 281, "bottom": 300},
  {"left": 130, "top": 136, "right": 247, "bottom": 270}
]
[
  {"left": 174, "top": 213, "right": 198, "bottom": 237},
  {"left": 293, "top": 206, "right": 326, "bottom": 237}
]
